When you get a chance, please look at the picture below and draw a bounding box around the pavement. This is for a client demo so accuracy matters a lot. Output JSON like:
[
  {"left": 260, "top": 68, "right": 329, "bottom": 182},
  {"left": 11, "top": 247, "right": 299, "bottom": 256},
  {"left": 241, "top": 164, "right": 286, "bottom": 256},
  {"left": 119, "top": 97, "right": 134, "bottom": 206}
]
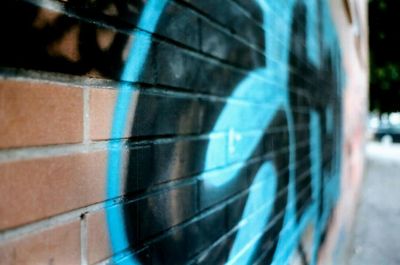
[{"left": 346, "top": 142, "right": 400, "bottom": 265}]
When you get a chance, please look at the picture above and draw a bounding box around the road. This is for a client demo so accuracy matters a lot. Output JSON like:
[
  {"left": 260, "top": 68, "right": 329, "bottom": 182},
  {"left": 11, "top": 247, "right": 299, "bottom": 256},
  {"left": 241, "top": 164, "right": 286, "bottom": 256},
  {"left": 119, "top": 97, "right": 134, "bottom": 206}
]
[{"left": 346, "top": 142, "right": 400, "bottom": 265}]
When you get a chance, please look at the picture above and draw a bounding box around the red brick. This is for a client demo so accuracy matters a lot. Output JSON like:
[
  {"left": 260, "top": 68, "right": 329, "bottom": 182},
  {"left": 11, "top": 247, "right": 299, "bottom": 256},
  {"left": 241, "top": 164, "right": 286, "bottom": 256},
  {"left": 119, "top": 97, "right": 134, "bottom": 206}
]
[
  {"left": 0, "top": 80, "right": 83, "bottom": 148},
  {"left": 89, "top": 88, "right": 138, "bottom": 141},
  {"left": 0, "top": 220, "right": 81, "bottom": 265},
  {"left": 87, "top": 210, "right": 112, "bottom": 264},
  {"left": 89, "top": 88, "right": 116, "bottom": 140},
  {"left": 0, "top": 151, "right": 106, "bottom": 230}
]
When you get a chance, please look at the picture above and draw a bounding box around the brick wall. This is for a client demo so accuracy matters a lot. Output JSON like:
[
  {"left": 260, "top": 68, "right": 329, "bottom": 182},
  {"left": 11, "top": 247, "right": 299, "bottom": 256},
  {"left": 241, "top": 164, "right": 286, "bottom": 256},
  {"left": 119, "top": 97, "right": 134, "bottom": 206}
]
[{"left": 0, "top": 0, "right": 368, "bottom": 264}]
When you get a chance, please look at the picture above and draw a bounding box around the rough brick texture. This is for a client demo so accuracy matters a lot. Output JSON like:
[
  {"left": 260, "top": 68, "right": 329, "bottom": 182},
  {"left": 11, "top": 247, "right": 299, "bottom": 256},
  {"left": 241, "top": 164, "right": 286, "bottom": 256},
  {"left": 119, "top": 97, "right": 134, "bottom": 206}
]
[
  {"left": 0, "top": 0, "right": 368, "bottom": 264},
  {"left": 0, "top": 80, "right": 83, "bottom": 148},
  {"left": 0, "top": 221, "right": 81, "bottom": 264}
]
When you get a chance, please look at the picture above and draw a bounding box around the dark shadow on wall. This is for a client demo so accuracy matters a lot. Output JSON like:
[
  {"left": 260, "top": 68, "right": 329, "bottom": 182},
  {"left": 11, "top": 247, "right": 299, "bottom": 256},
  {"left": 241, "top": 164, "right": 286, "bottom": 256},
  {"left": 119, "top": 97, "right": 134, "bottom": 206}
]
[{"left": 0, "top": 0, "right": 145, "bottom": 78}]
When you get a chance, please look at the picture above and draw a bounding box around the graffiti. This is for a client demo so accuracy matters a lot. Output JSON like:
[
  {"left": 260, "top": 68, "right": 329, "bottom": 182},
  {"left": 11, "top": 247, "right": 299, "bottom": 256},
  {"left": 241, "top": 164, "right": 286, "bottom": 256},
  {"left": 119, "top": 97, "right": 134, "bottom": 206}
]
[
  {"left": 0, "top": 0, "right": 343, "bottom": 264},
  {"left": 109, "top": 0, "right": 343, "bottom": 264},
  {"left": 1, "top": 0, "right": 147, "bottom": 79}
]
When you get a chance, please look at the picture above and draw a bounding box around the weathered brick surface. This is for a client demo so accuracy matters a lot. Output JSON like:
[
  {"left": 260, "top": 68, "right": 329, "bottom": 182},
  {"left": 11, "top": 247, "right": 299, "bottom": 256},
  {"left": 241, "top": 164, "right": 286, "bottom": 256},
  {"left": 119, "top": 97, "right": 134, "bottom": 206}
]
[
  {"left": 0, "top": 80, "right": 83, "bottom": 148},
  {"left": 0, "top": 221, "right": 81, "bottom": 265},
  {"left": 89, "top": 88, "right": 117, "bottom": 140},
  {"left": 0, "top": 151, "right": 106, "bottom": 230},
  {"left": 87, "top": 210, "right": 111, "bottom": 264}
]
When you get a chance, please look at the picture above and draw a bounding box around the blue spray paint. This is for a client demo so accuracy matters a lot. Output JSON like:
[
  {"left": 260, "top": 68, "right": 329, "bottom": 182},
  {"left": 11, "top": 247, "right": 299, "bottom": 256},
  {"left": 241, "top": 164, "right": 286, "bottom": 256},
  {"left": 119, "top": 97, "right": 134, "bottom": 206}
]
[
  {"left": 225, "top": 162, "right": 277, "bottom": 265},
  {"left": 106, "top": 1, "right": 168, "bottom": 264},
  {"left": 106, "top": 0, "right": 343, "bottom": 264}
]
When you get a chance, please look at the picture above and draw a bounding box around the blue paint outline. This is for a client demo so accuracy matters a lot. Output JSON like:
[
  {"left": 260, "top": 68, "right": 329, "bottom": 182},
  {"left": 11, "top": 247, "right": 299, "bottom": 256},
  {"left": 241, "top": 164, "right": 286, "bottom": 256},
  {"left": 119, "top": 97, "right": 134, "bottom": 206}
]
[{"left": 106, "top": 1, "right": 168, "bottom": 264}]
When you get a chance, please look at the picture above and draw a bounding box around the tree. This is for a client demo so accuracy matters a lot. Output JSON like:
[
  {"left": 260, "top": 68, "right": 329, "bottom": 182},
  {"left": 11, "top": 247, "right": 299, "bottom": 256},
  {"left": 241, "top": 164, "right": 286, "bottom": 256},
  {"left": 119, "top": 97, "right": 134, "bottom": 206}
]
[{"left": 369, "top": 0, "right": 400, "bottom": 112}]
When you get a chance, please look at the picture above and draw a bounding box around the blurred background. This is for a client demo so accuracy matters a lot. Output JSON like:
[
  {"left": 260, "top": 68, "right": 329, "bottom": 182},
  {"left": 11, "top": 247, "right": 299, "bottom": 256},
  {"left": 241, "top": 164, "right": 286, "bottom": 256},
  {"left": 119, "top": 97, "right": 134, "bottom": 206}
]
[
  {"left": 368, "top": 0, "right": 400, "bottom": 142},
  {"left": 347, "top": 0, "right": 400, "bottom": 264}
]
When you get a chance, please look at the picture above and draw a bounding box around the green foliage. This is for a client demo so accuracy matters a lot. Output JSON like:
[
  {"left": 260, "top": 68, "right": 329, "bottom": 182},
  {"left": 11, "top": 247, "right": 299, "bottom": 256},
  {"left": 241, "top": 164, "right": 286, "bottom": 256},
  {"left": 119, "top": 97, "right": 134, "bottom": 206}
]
[{"left": 369, "top": 0, "right": 400, "bottom": 112}]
